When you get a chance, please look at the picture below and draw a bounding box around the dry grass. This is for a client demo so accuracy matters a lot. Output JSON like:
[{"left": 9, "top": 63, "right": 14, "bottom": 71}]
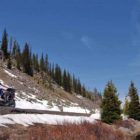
[
  {"left": 0, "top": 121, "right": 129, "bottom": 140},
  {"left": 114, "top": 119, "right": 136, "bottom": 130}
]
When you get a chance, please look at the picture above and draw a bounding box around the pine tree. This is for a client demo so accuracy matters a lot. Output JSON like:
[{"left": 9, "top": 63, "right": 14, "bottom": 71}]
[
  {"left": 77, "top": 79, "right": 82, "bottom": 95},
  {"left": 12, "top": 40, "right": 17, "bottom": 57},
  {"left": 123, "top": 97, "right": 129, "bottom": 116},
  {"left": 9, "top": 37, "right": 13, "bottom": 56},
  {"left": 101, "top": 81, "right": 122, "bottom": 124},
  {"left": 54, "top": 64, "right": 62, "bottom": 86},
  {"left": 72, "top": 75, "right": 77, "bottom": 93},
  {"left": 45, "top": 54, "right": 48, "bottom": 73},
  {"left": 32, "top": 53, "right": 39, "bottom": 72},
  {"left": 7, "top": 58, "right": 12, "bottom": 69},
  {"left": 48, "top": 63, "right": 52, "bottom": 76},
  {"left": 32, "top": 53, "right": 36, "bottom": 69},
  {"left": 22, "top": 43, "right": 33, "bottom": 76},
  {"left": 32, "top": 54, "right": 39, "bottom": 72},
  {"left": 63, "top": 70, "right": 68, "bottom": 91},
  {"left": 40, "top": 53, "right": 45, "bottom": 71},
  {"left": 51, "top": 63, "right": 55, "bottom": 80},
  {"left": 81, "top": 85, "right": 86, "bottom": 97},
  {"left": 67, "top": 72, "right": 72, "bottom": 93},
  {"left": 128, "top": 82, "right": 140, "bottom": 120},
  {"left": 16, "top": 45, "right": 21, "bottom": 70},
  {"left": 1, "top": 29, "right": 8, "bottom": 59}
]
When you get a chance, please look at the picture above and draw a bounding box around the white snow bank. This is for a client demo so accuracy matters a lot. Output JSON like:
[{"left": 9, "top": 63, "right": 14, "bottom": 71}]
[
  {"left": 15, "top": 92, "right": 91, "bottom": 113},
  {"left": 0, "top": 79, "right": 4, "bottom": 85},
  {"left": 0, "top": 79, "right": 8, "bottom": 90},
  {"left": 4, "top": 69, "right": 17, "bottom": 78},
  {"left": 16, "top": 97, "right": 91, "bottom": 113},
  {"left": 16, "top": 96, "right": 60, "bottom": 111},
  {"left": 63, "top": 106, "right": 90, "bottom": 114},
  {"left": 0, "top": 113, "right": 99, "bottom": 127},
  {"left": 76, "top": 95, "right": 83, "bottom": 99},
  {"left": 90, "top": 110, "right": 101, "bottom": 120}
]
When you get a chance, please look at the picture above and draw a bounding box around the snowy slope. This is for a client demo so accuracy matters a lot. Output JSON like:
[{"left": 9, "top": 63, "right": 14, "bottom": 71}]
[
  {"left": 15, "top": 92, "right": 92, "bottom": 113},
  {"left": 0, "top": 68, "right": 101, "bottom": 127},
  {"left": 1, "top": 69, "right": 92, "bottom": 113}
]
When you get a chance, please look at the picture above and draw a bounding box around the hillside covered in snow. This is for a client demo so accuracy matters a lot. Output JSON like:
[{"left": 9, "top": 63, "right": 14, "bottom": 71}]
[{"left": 0, "top": 64, "right": 101, "bottom": 126}]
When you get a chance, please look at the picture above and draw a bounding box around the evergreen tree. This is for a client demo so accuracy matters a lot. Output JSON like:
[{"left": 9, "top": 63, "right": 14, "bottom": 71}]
[
  {"left": 1, "top": 29, "right": 8, "bottom": 59},
  {"left": 48, "top": 63, "right": 52, "bottom": 76},
  {"left": 51, "top": 63, "right": 55, "bottom": 80},
  {"left": 22, "top": 43, "right": 33, "bottom": 76},
  {"left": 63, "top": 70, "right": 68, "bottom": 91},
  {"left": 12, "top": 40, "right": 17, "bottom": 57},
  {"left": 72, "top": 75, "right": 77, "bottom": 93},
  {"left": 32, "top": 53, "right": 39, "bottom": 72},
  {"left": 77, "top": 79, "right": 82, "bottom": 94},
  {"left": 67, "top": 72, "right": 72, "bottom": 93},
  {"left": 62, "top": 71, "right": 72, "bottom": 93},
  {"left": 45, "top": 54, "right": 48, "bottom": 73},
  {"left": 7, "top": 58, "right": 12, "bottom": 69},
  {"left": 123, "top": 97, "right": 129, "bottom": 116},
  {"left": 73, "top": 75, "right": 80, "bottom": 94},
  {"left": 54, "top": 64, "right": 62, "bottom": 86},
  {"left": 16, "top": 45, "right": 21, "bottom": 70},
  {"left": 32, "top": 53, "right": 36, "bottom": 69},
  {"left": 40, "top": 53, "right": 45, "bottom": 71},
  {"left": 9, "top": 37, "right": 13, "bottom": 56},
  {"left": 128, "top": 82, "right": 140, "bottom": 120},
  {"left": 81, "top": 85, "right": 86, "bottom": 97},
  {"left": 101, "top": 81, "right": 122, "bottom": 124},
  {"left": 33, "top": 54, "right": 40, "bottom": 72}
]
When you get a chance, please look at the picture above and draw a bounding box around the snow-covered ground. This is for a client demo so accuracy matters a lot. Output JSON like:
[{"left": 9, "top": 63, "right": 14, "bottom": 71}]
[
  {"left": 0, "top": 113, "right": 100, "bottom": 127},
  {"left": 16, "top": 95, "right": 60, "bottom": 111},
  {"left": 0, "top": 70, "right": 101, "bottom": 127},
  {"left": 63, "top": 106, "right": 90, "bottom": 114},
  {"left": 4, "top": 69, "right": 17, "bottom": 78},
  {"left": 15, "top": 91, "right": 92, "bottom": 113},
  {"left": 16, "top": 94, "right": 91, "bottom": 113},
  {"left": 0, "top": 70, "right": 92, "bottom": 114},
  {"left": 76, "top": 95, "right": 83, "bottom": 99},
  {"left": 0, "top": 84, "right": 101, "bottom": 127}
]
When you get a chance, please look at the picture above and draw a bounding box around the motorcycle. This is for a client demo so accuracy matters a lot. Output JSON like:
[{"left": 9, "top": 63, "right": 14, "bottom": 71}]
[{"left": 0, "top": 88, "right": 16, "bottom": 107}]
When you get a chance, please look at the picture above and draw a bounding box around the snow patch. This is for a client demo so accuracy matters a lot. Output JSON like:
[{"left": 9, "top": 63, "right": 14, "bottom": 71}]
[
  {"left": 0, "top": 79, "right": 8, "bottom": 90},
  {"left": 0, "top": 113, "right": 98, "bottom": 127},
  {"left": 90, "top": 110, "right": 101, "bottom": 120},
  {"left": 15, "top": 92, "right": 91, "bottom": 113},
  {"left": 16, "top": 96, "right": 60, "bottom": 111},
  {"left": 0, "top": 79, "right": 4, "bottom": 85},
  {"left": 76, "top": 95, "right": 83, "bottom": 99},
  {"left": 63, "top": 106, "right": 90, "bottom": 114},
  {"left": 4, "top": 70, "right": 17, "bottom": 78},
  {"left": 15, "top": 96, "right": 91, "bottom": 113}
]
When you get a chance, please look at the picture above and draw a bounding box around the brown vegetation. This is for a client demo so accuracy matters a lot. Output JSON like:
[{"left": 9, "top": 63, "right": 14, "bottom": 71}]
[
  {"left": 114, "top": 119, "right": 136, "bottom": 130},
  {"left": 0, "top": 122, "right": 129, "bottom": 140}
]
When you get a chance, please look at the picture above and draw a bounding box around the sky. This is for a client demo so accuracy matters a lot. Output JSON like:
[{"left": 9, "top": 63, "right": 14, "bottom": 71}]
[{"left": 0, "top": 0, "right": 140, "bottom": 99}]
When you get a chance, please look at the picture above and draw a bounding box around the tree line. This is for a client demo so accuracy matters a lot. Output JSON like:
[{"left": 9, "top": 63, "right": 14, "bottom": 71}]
[
  {"left": 0, "top": 29, "right": 101, "bottom": 100},
  {"left": 101, "top": 81, "right": 140, "bottom": 124}
]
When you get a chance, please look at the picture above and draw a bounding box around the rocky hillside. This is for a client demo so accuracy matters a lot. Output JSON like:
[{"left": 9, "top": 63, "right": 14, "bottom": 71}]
[{"left": 0, "top": 64, "right": 101, "bottom": 113}]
